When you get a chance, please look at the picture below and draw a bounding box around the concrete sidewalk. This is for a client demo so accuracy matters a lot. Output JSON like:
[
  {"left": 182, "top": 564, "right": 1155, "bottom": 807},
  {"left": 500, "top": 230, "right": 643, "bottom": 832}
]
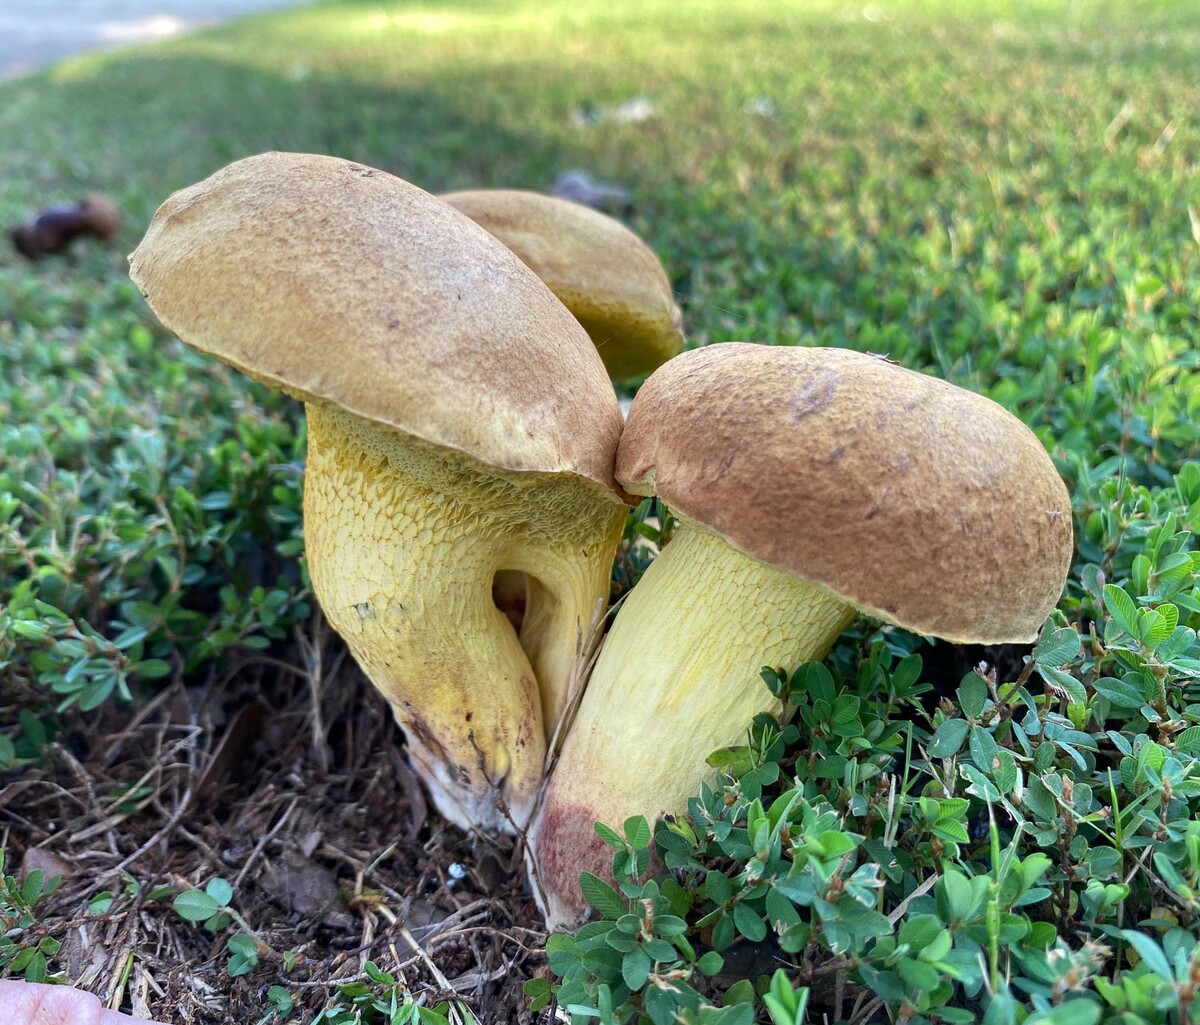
[{"left": 0, "top": 0, "right": 306, "bottom": 80}]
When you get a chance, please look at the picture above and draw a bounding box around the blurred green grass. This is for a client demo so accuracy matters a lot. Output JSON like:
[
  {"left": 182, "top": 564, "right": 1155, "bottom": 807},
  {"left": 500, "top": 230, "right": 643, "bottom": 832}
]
[{"left": 2, "top": 0, "right": 1197, "bottom": 473}]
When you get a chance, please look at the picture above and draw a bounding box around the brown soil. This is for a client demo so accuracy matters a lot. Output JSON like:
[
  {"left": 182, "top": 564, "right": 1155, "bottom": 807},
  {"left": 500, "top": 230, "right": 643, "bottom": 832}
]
[{"left": 0, "top": 617, "right": 552, "bottom": 1024}]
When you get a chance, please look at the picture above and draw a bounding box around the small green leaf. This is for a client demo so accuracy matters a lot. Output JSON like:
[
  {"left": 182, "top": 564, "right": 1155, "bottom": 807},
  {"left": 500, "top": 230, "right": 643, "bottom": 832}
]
[
  {"left": 958, "top": 673, "right": 987, "bottom": 719},
  {"left": 132, "top": 658, "right": 172, "bottom": 680},
  {"left": 1093, "top": 676, "right": 1145, "bottom": 709},
  {"left": 621, "top": 946, "right": 651, "bottom": 991},
  {"left": 578, "top": 872, "right": 627, "bottom": 919},
  {"left": 1175, "top": 726, "right": 1200, "bottom": 754},
  {"left": 1138, "top": 609, "right": 1169, "bottom": 649},
  {"left": 1103, "top": 585, "right": 1137, "bottom": 636},
  {"left": 267, "top": 985, "right": 293, "bottom": 1014},
  {"left": 206, "top": 877, "right": 233, "bottom": 907},
  {"left": 623, "top": 816, "right": 651, "bottom": 852},
  {"left": 969, "top": 726, "right": 999, "bottom": 772},
  {"left": 1034, "top": 627, "right": 1081, "bottom": 668},
  {"left": 898, "top": 957, "right": 941, "bottom": 991},
  {"left": 593, "top": 822, "right": 624, "bottom": 849},
  {"left": 928, "top": 718, "right": 969, "bottom": 758},
  {"left": 931, "top": 818, "right": 970, "bottom": 844},
  {"left": 24, "top": 950, "right": 48, "bottom": 984},
  {"left": 993, "top": 750, "right": 1018, "bottom": 792},
  {"left": 891, "top": 654, "right": 923, "bottom": 691},
  {"left": 1037, "top": 663, "right": 1086, "bottom": 704},
  {"left": 644, "top": 984, "right": 679, "bottom": 1025},
  {"left": 173, "top": 889, "right": 221, "bottom": 922},
  {"left": 1121, "top": 930, "right": 1173, "bottom": 979},
  {"left": 364, "top": 960, "right": 394, "bottom": 985},
  {"left": 940, "top": 870, "right": 975, "bottom": 922},
  {"left": 1030, "top": 999, "right": 1102, "bottom": 1025},
  {"left": 733, "top": 901, "right": 767, "bottom": 941},
  {"left": 227, "top": 933, "right": 257, "bottom": 957},
  {"left": 897, "top": 914, "right": 942, "bottom": 950},
  {"left": 20, "top": 870, "right": 46, "bottom": 906}
]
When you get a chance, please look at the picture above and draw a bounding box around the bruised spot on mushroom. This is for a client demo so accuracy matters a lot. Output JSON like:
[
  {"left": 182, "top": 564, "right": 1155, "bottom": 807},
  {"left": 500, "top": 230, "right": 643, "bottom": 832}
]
[
  {"left": 822, "top": 443, "right": 849, "bottom": 465},
  {"left": 787, "top": 372, "right": 836, "bottom": 422},
  {"left": 513, "top": 697, "right": 537, "bottom": 751},
  {"left": 530, "top": 797, "right": 613, "bottom": 920},
  {"left": 406, "top": 715, "right": 448, "bottom": 764}
]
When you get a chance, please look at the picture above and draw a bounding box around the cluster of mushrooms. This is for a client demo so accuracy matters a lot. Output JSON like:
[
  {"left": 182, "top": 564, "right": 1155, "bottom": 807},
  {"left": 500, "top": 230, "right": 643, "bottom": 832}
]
[{"left": 129, "top": 152, "right": 1074, "bottom": 931}]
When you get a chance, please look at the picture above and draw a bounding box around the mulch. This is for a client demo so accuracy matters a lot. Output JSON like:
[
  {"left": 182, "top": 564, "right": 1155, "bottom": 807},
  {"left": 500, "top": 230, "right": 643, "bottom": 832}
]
[{"left": 0, "top": 616, "right": 550, "bottom": 1024}]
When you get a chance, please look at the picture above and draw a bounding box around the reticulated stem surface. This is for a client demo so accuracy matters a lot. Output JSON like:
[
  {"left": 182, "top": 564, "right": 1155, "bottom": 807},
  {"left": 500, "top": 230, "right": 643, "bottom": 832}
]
[{"left": 303, "top": 403, "right": 625, "bottom": 832}]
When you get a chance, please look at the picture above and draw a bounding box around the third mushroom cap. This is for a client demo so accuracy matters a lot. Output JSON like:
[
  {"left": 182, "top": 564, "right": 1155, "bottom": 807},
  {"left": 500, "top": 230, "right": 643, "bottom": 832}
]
[{"left": 441, "top": 189, "right": 684, "bottom": 381}]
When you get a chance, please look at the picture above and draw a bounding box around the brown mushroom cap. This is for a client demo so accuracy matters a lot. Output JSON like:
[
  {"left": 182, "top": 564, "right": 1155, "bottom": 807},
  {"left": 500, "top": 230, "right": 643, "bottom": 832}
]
[
  {"left": 129, "top": 153, "right": 622, "bottom": 489},
  {"left": 617, "top": 343, "right": 1074, "bottom": 644},
  {"left": 441, "top": 189, "right": 684, "bottom": 380}
]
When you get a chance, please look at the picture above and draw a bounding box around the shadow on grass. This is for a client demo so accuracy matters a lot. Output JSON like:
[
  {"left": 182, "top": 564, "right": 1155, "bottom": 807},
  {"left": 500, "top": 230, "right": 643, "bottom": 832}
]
[{"left": 0, "top": 49, "right": 570, "bottom": 238}]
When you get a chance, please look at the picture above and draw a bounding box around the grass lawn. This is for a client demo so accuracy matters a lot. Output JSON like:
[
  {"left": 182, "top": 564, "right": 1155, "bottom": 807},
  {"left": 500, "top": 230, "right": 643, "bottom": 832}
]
[{"left": 1, "top": 0, "right": 1199, "bottom": 1023}]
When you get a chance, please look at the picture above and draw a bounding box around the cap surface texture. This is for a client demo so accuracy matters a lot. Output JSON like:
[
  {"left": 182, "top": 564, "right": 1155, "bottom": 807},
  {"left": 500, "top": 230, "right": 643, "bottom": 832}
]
[
  {"left": 616, "top": 344, "right": 1073, "bottom": 643},
  {"left": 129, "top": 152, "right": 622, "bottom": 489}
]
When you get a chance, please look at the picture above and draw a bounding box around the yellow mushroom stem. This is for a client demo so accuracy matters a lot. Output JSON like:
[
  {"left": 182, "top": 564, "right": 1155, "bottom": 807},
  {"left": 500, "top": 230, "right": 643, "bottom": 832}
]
[
  {"left": 302, "top": 403, "right": 626, "bottom": 833},
  {"left": 529, "top": 518, "right": 857, "bottom": 928}
]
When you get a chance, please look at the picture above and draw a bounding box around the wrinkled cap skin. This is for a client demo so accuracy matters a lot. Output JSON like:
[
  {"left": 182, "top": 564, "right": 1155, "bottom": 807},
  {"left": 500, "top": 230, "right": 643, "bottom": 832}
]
[
  {"left": 441, "top": 189, "right": 684, "bottom": 380},
  {"left": 617, "top": 344, "right": 1074, "bottom": 644},
  {"left": 129, "top": 153, "right": 622, "bottom": 489}
]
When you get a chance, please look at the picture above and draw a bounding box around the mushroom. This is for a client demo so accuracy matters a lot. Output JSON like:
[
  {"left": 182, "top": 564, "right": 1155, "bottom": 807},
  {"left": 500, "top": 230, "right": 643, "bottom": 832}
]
[
  {"left": 529, "top": 343, "right": 1074, "bottom": 928},
  {"left": 129, "top": 152, "right": 630, "bottom": 832},
  {"left": 440, "top": 189, "right": 684, "bottom": 380}
]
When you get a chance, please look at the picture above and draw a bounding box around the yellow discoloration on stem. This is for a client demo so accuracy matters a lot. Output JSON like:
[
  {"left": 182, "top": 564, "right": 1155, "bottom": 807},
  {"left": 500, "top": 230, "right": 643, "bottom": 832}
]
[
  {"left": 532, "top": 520, "right": 856, "bottom": 926},
  {"left": 304, "top": 402, "right": 625, "bottom": 832}
]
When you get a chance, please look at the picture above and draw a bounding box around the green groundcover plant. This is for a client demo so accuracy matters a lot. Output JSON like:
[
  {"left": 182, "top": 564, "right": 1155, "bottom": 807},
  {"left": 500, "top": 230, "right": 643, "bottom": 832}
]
[
  {"left": 535, "top": 462, "right": 1200, "bottom": 1025},
  {"left": 1, "top": 0, "right": 1200, "bottom": 1022}
]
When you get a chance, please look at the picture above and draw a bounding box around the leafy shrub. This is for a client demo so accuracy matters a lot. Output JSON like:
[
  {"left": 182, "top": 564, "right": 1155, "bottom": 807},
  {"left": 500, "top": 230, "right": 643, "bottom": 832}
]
[
  {"left": 0, "top": 318, "right": 310, "bottom": 737},
  {"left": 541, "top": 461, "right": 1200, "bottom": 1024},
  {"left": 0, "top": 852, "right": 61, "bottom": 984}
]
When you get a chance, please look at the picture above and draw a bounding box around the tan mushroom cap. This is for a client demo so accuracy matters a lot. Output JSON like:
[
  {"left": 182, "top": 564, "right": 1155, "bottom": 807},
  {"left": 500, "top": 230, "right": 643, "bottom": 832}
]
[
  {"left": 129, "top": 153, "right": 622, "bottom": 489},
  {"left": 441, "top": 189, "right": 684, "bottom": 380},
  {"left": 617, "top": 344, "right": 1074, "bottom": 644}
]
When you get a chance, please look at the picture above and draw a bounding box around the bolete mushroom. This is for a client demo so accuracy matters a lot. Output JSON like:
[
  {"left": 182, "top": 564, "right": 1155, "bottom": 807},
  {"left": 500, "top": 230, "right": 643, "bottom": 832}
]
[
  {"left": 530, "top": 343, "right": 1074, "bottom": 927},
  {"left": 440, "top": 189, "right": 684, "bottom": 380},
  {"left": 129, "top": 152, "right": 630, "bottom": 832}
]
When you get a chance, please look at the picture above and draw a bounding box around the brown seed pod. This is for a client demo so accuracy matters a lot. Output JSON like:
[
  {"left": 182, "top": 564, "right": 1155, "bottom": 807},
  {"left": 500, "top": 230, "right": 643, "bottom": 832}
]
[{"left": 9, "top": 193, "right": 119, "bottom": 260}]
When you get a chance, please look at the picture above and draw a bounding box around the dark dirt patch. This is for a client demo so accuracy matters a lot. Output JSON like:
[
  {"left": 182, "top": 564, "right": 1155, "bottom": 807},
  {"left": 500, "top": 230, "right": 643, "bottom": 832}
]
[{"left": 0, "top": 623, "right": 551, "bottom": 1024}]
